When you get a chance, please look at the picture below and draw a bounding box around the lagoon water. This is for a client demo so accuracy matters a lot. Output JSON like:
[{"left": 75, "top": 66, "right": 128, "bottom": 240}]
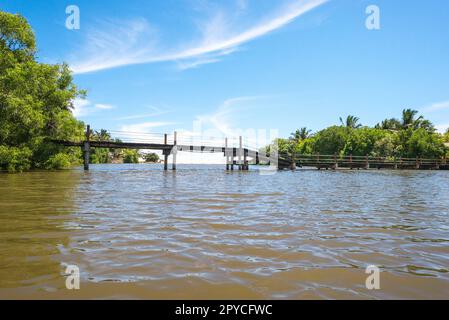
[{"left": 0, "top": 164, "right": 448, "bottom": 299}]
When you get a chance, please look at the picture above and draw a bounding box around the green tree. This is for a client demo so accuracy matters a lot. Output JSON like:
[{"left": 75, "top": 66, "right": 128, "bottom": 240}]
[
  {"left": 290, "top": 127, "right": 312, "bottom": 142},
  {"left": 375, "top": 118, "right": 401, "bottom": 131},
  {"left": 0, "top": 11, "right": 85, "bottom": 172},
  {"left": 401, "top": 109, "right": 421, "bottom": 129},
  {"left": 399, "top": 108, "right": 435, "bottom": 131},
  {"left": 372, "top": 133, "right": 401, "bottom": 158},
  {"left": 144, "top": 152, "right": 159, "bottom": 163},
  {"left": 403, "top": 128, "right": 445, "bottom": 158},
  {"left": 92, "top": 129, "right": 111, "bottom": 141},
  {"left": 443, "top": 128, "right": 449, "bottom": 143},
  {"left": 342, "top": 127, "right": 388, "bottom": 156},
  {"left": 123, "top": 150, "right": 139, "bottom": 163},
  {"left": 312, "top": 126, "right": 349, "bottom": 155},
  {"left": 89, "top": 129, "right": 113, "bottom": 164},
  {"left": 339, "top": 115, "right": 362, "bottom": 129}
]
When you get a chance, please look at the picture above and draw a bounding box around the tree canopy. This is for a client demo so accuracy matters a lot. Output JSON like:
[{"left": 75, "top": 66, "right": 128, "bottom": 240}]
[
  {"left": 264, "top": 109, "right": 448, "bottom": 160},
  {"left": 0, "top": 11, "right": 85, "bottom": 172},
  {"left": 144, "top": 152, "right": 160, "bottom": 163}
]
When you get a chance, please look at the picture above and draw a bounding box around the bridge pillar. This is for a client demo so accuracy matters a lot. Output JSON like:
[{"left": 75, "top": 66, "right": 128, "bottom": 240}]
[
  {"left": 332, "top": 153, "right": 338, "bottom": 170},
  {"left": 243, "top": 149, "right": 248, "bottom": 170},
  {"left": 291, "top": 162, "right": 296, "bottom": 170},
  {"left": 172, "top": 131, "right": 177, "bottom": 171},
  {"left": 238, "top": 136, "right": 243, "bottom": 170},
  {"left": 83, "top": 142, "right": 90, "bottom": 171},
  {"left": 83, "top": 125, "right": 90, "bottom": 171},
  {"left": 164, "top": 134, "right": 168, "bottom": 171},
  {"left": 225, "top": 138, "right": 229, "bottom": 171}
]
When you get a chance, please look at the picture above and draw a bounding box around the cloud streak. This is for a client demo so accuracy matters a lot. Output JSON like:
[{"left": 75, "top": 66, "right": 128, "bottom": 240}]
[
  {"left": 72, "top": 99, "right": 115, "bottom": 117},
  {"left": 95, "top": 103, "right": 114, "bottom": 110},
  {"left": 421, "top": 100, "right": 449, "bottom": 113},
  {"left": 70, "top": 0, "right": 327, "bottom": 74},
  {"left": 196, "top": 96, "right": 262, "bottom": 135}
]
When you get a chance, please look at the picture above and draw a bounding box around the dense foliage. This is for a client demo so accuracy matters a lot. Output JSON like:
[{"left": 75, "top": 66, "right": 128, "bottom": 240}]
[
  {"left": 0, "top": 11, "right": 85, "bottom": 172},
  {"left": 264, "top": 112, "right": 448, "bottom": 160},
  {"left": 123, "top": 150, "right": 140, "bottom": 163},
  {"left": 444, "top": 129, "right": 449, "bottom": 143},
  {"left": 144, "top": 152, "right": 160, "bottom": 163}
]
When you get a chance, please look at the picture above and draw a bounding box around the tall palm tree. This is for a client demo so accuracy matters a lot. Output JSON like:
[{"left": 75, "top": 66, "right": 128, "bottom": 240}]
[
  {"left": 91, "top": 129, "right": 111, "bottom": 141},
  {"left": 401, "top": 109, "right": 422, "bottom": 129},
  {"left": 98, "top": 129, "right": 111, "bottom": 141},
  {"left": 340, "top": 115, "right": 362, "bottom": 129},
  {"left": 290, "top": 127, "right": 311, "bottom": 142}
]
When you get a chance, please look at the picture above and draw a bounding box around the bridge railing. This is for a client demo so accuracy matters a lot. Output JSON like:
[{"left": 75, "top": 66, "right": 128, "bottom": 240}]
[
  {"left": 107, "top": 131, "right": 173, "bottom": 144},
  {"left": 285, "top": 153, "right": 447, "bottom": 167},
  {"left": 89, "top": 127, "right": 271, "bottom": 151}
]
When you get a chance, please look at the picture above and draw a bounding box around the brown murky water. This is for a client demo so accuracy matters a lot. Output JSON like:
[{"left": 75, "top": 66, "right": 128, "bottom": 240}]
[{"left": 0, "top": 164, "right": 448, "bottom": 299}]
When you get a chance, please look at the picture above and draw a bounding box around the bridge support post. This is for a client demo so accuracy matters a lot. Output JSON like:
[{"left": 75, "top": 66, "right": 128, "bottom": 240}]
[
  {"left": 172, "top": 131, "right": 177, "bottom": 171},
  {"left": 238, "top": 136, "right": 243, "bottom": 171},
  {"left": 83, "top": 125, "right": 90, "bottom": 171},
  {"left": 164, "top": 134, "right": 168, "bottom": 171},
  {"left": 290, "top": 160, "right": 296, "bottom": 171},
  {"left": 332, "top": 153, "right": 338, "bottom": 170},
  {"left": 243, "top": 148, "right": 248, "bottom": 170},
  {"left": 225, "top": 138, "right": 229, "bottom": 171}
]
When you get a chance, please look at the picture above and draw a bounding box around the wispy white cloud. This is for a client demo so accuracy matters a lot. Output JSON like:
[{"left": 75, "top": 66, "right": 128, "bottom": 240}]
[
  {"left": 94, "top": 103, "right": 115, "bottom": 110},
  {"left": 195, "top": 96, "right": 264, "bottom": 136},
  {"left": 72, "top": 98, "right": 91, "bottom": 117},
  {"left": 72, "top": 99, "right": 115, "bottom": 117},
  {"left": 421, "top": 100, "right": 449, "bottom": 113},
  {"left": 70, "top": 0, "right": 327, "bottom": 74},
  {"left": 114, "top": 105, "right": 171, "bottom": 120}
]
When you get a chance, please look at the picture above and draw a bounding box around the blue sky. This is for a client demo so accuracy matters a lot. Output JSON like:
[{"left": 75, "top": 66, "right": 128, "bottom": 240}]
[{"left": 3, "top": 0, "right": 449, "bottom": 143}]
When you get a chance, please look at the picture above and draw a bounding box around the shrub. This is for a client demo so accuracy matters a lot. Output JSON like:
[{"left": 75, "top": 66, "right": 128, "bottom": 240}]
[
  {"left": 123, "top": 150, "right": 139, "bottom": 163},
  {"left": 0, "top": 145, "right": 32, "bottom": 172},
  {"left": 144, "top": 152, "right": 159, "bottom": 163},
  {"left": 44, "top": 153, "right": 72, "bottom": 169}
]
